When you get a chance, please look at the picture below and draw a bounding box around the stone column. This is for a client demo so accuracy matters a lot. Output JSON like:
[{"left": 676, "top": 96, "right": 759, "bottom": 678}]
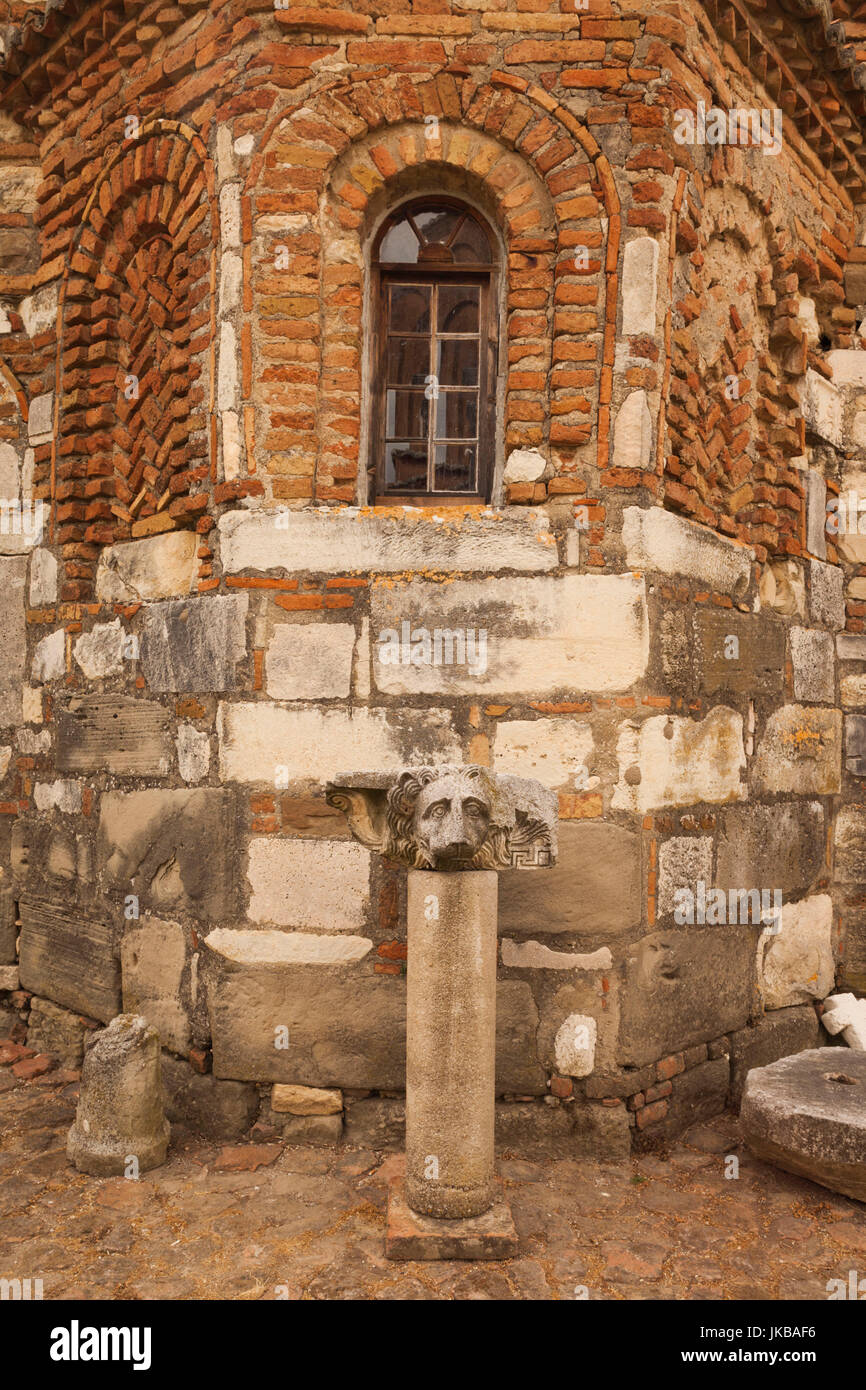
[{"left": 405, "top": 868, "right": 497, "bottom": 1218}]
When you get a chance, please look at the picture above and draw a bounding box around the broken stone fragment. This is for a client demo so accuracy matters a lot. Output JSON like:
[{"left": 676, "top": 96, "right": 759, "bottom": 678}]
[
  {"left": 67, "top": 1014, "right": 170, "bottom": 1176},
  {"left": 821, "top": 993, "right": 866, "bottom": 1050}
]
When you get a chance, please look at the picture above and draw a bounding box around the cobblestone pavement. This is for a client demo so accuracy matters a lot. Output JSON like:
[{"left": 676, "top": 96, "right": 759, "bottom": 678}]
[{"left": 1, "top": 1062, "right": 864, "bottom": 1301}]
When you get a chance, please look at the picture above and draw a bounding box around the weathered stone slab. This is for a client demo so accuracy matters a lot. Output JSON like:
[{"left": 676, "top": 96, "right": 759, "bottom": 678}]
[
  {"left": 73, "top": 620, "right": 126, "bottom": 680},
  {"left": 613, "top": 707, "right": 746, "bottom": 813},
  {"left": 494, "top": 1098, "right": 631, "bottom": 1159},
  {"left": 657, "top": 836, "right": 713, "bottom": 920},
  {"left": 618, "top": 926, "right": 758, "bottom": 1067},
  {"left": 716, "top": 801, "right": 825, "bottom": 900},
  {"left": 32, "top": 628, "right": 65, "bottom": 683},
  {"left": 266, "top": 622, "right": 355, "bottom": 700},
  {"left": 120, "top": 915, "right": 190, "bottom": 1055},
  {"left": 760, "top": 894, "right": 835, "bottom": 1010},
  {"left": 621, "top": 237, "right": 659, "bottom": 336},
  {"left": 729, "top": 1005, "right": 822, "bottom": 1107},
  {"left": 18, "top": 895, "right": 120, "bottom": 1023},
  {"left": 802, "top": 369, "right": 843, "bottom": 446},
  {"left": 846, "top": 713, "right": 866, "bottom": 777},
  {"left": 809, "top": 559, "right": 845, "bottom": 630},
  {"left": 272, "top": 1083, "right": 342, "bottom": 1115},
  {"left": 613, "top": 390, "right": 653, "bottom": 470},
  {"left": 752, "top": 706, "right": 842, "bottom": 796},
  {"left": 741, "top": 1049, "right": 866, "bottom": 1202},
  {"left": 343, "top": 1096, "right": 404, "bottom": 1149},
  {"left": 0, "top": 556, "right": 26, "bottom": 727},
  {"left": 218, "top": 703, "right": 462, "bottom": 784},
  {"left": 246, "top": 837, "right": 370, "bottom": 930},
  {"left": 496, "top": 980, "right": 545, "bottom": 1095},
  {"left": 834, "top": 805, "right": 866, "bottom": 882},
  {"left": 56, "top": 696, "right": 172, "bottom": 775},
  {"left": 622, "top": 506, "right": 753, "bottom": 597},
  {"left": 141, "top": 594, "right": 248, "bottom": 693},
  {"left": 498, "top": 822, "right": 641, "bottom": 937},
  {"left": 219, "top": 506, "right": 558, "bottom": 575},
  {"left": 694, "top": 610, "right": 785, "bottom": 696},
  {"left": 836, "top": 633, "right": 866, "bottom": 661},
  {"left": 95, "top": 531, "right": 199, "bottom": 602},
  {"left": 492, "top": 717, "right": 593, "bottom": 790},
  {"left": 98, "top": 788, "right": 237, "bottom": 921},
  {"left": 28, "top": 548, "right": 56, "bottom": 606},
  {"left": 370, "top": 574, "right": 649, "bottom": 696}
]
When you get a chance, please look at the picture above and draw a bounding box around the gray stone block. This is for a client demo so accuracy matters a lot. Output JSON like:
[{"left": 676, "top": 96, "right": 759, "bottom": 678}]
[
  {"left": 140, "top": 594, "right": 248, "bottom": 693},
  {"left": 729, "top": 1005, "right": 821, "bottom": 1108},
  {"left": 716, "top": 801, "right": 825, "bottom": 900},
  {"left": 498, "top": 821, "right": 641, "bottom": 938},
  {"left": 161, "top": 1054, "right": 258, "bottom": 1139},
  {"left": 0, "top": 557, "right": 26, "bottom": 729},
  {"left": 280, "top": 1113, "right": 343, "bottom": 1145},
  {"left": 0, "top": 887, "right": 17, "bottom": 964},
  {"left": 694, "top": 609, "right": 785, "bottom": 696},
  {"left": 846, "top": 714, "right": 866, "bottom": 777},
  {"left": 741, "top": 1049, "right": 866, "bottom": 1202},
  {"left": 343, "top": 1097, "right": 404, "bottom": 1149},
  {"left": 495, "top": 1100, "right": 631, "bottom": 1159},
  {"left": 618, "top": 926, "right": 758, "bottom": 1068},
  {"left": 26, "top": 996, "right": 89, "bottom": 1067}
]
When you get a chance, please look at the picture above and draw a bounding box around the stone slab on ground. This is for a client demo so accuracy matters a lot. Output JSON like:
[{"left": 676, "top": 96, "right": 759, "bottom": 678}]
[
  {"left": 386, "top": 1177, "right": 518, "bottom": 1261},
  {"left": 741, "top": 1049, "right": 866, "bottom": 1203}
]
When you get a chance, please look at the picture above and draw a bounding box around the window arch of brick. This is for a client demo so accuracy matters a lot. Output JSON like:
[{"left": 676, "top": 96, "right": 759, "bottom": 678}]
[
  {"left": 246, "top": 74, "right": 620, "bottom": 507},
  {"left": 51, "top": 122, "right": 217, "bottom": 600}
]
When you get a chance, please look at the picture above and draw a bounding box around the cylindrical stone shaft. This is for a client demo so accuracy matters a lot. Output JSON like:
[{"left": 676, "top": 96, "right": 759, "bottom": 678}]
[{"left": 405, "top": 869, "right": 498, "bottom": 1219}]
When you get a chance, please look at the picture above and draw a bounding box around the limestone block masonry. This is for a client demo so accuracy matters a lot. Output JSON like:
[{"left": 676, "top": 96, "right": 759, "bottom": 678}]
[{"left": 1, "top": 0, "right": 866, "bottom": 1157}]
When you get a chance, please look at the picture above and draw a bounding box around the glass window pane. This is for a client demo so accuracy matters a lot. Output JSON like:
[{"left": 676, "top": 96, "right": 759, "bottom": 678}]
[
  {"left": 451, "top": 219, "right": 491, "bottom": 264},
  {"left": 436, "top": 338, "right": 479, "bottom": 386},
  {"left": 434, "top": 443, "right": 476, "bottom": 492},
  {"left": 415, "top": 208, "right": 461, "bottom": 248},
  {"left": 387, "top": 336, "right": 429, "bottom": 385},
  {"left": 379, "top": 217, "right": 420, "bottom": 263},
  {"left": 386, "top": 390, "right": 428, "bottom": 440},
  {"left": 438, "top": 285, "right": 480, "bottom": 333},
  {"left": 435, "top": 392, "right": 478, "bottom": 440},
  {"left": 386, "top": 442, "right": 428, "bottom": 491},
  {"left": 388, "top": 284, "right": 430, "bottom": 333}
]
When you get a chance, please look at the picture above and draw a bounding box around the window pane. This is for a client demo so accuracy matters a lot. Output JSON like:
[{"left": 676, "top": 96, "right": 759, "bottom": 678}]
[
  {"left": 386, "top": 442, "right": 428, "bottom": 491},
  {"left": 436, "top": 338, "right": 479, "bottom": 386},
  {"left": 389, "top": 284, "right": 430, "bottom": 333},
  {"left": 387, "top": 336, "right": 429, "bottom": 385},
  {"left": 415, "top": 208, "right": 461, "bottom": 248},
  {"left": 451, "top": 219, "right": 491, "bottom": 264},
  {"left": 434, "top": 443, "right": 476, "bottom": 492},
  {"left": 438, "top": 285, "right": 480, "bottom": 333},
  {"left": 386, "top": 390, "right": 428, "bottom": 440},
  {"left": 379, "top": 218, "right": 419, "bottom": 263},
  {"left": 435, "top": 391, "right": 478, "bottom": 440}
]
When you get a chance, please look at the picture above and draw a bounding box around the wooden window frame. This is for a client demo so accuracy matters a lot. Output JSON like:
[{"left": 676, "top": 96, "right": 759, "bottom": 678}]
[{"left": 369, "top": 197, "right": 499, "bottom": 506}]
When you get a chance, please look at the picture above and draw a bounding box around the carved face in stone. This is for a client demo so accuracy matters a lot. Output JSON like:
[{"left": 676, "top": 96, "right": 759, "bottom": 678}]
[
  {"left": 635, "top": 935, "right": 680, "bottom": 991},
  {"left": 412, "top": 773, "right": 492, "bottom": 868}
]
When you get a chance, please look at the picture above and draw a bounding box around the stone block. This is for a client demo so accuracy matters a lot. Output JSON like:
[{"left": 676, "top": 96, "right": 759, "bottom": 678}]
[
  {"left": 790, "top": 627, "right": 835, "bottom": 703},
  {"left": 26, "top": 996, "right": 89, "bottom": 1068},
  {"left": 0, "top": 557, "right": 26, "bottom": 726},
  {"left": 95, "top": 531, "right": 198, "bottom": 603},
  {"left": 821, "top": 993, "right": 866, "bottom": 1049},
  {"left": 621, "top": 237, "right": 659, "bottom": 336},
  {"left": 0, "top": 887, "right": 16, "bottom": 964},
  {"left": 161, "top": 1054, "right": 258, "bottom": 1140},
  {"left": 657, "top": 837, "right": 713, "bottom": 920},
  {"left": 834, "top": 806, "right": 866, "bottom": 883},
  {"left": 622, "top": 506, "right": 753, "bottom": 597},
  {"left": 32, "top": 628, "right": 65, "bottom": 683},
  {"left": 846, "top": 714, "right": 866, "bottom": 777},
  {"left": 760, "top": 894, "right": 835, "bottom": 1009},
  {"left": 343, "top": 1096, "right": 405, "bottom": 1149},
  {"left": 728, "top": 1005, "right": 822, "bottom": 1108},
  {"left": 802, "top": 369, "right": 843, "bottom": 446},
  {"left": 805, "top": 469, "right": 827, "bottom": 560},
  {"left": 386, "top": 1178, "right": 518, "bottom": 1261},
  {"left": 716, "top": 801, "right": 825, "bottom": 900},
  {"left": 121, "top": 916, "right": 191, "bottom": 1055},
  {"left": 56, "top": 696, "right": 172, "bottom": 775},
  {"left": 176, "top": 725, "right": 210, "bottom": 783},
  {"left": 495, "top": 980, "right": 545, "bottom": 1095},
  {"left": 842, "top": 674, "right": 866, "bottom": 707},
  {"left": 494, "top": 1099, "right": 631, "bottom": 1159},
  {"left": 613, "top": 707, "right": 746, "bottom": 813},
  {"left": 279, "top": 1114, "right": 343, "bottom": 1145},
  {"left": 370, "top": 574, "right": 649, "bottom": 697},
  {"left": 827, "top": 348, "right": 866, "bottom": 386},
  {"left": 73, "top": 620, "right": 125, "bottom": 680},
  {"left": 141, "top": 594, "right": 248, "bottom": 693},
  {"left": 554, "top": 1013, "right": 596, "bottom": 1077},
  {"left": 618, "top": 926, "right": 758, "bottom": 1067},
  {"left": 272, "top": 1083, "right": 342, "bottom": 1115},
  {"left": 500, "top": 940, "right": 611, "bottom": 970},
  {"left": 498, "top": 822, "right": 639, "bottom": 938},
  {"left": 694, "top": 610, "right": 785, "bottom": 696},
  {"left": 98, "top": 788, "right": 238, "bottom": 921},
  {"left": 492, "top": 717, "right": 594, "bottom": 790},
  {"left": 741, "top": 1049, "right": 866, "bottom": 1202},
  {"left": 218, "top": 703, "right": 462, "bottom": 784},
  {"left": 836, "top": 633, "right": 866, "bottom": 661},
  {"left": 218, "top": 506, "right": 558, "bottom": 576},
  {"left": 18, "top": 895, "right": 120, "bottom": 1023},
  {"left": 613, "top": 390, "right": 653, "bottom": 469},
  {"left": 246, "top": 837, "right": 370, "bottom": 931},
  {"left": 752, "top": 706, "right": 842, "bottom": 796},
  {"left": 29, "top": 548, "right": 57, "bottom": 606},
  {"left": 760, "top": 559, "right": 806, "bottom": 619},
  {"left": 67, "top": 1015, "right": 169, "bottom": 1176},
  {"left": 266, "top": 622, "right": 355, "bottom": 700},
  {"left": 503, "top": 448, "right": 546, "bottom": 484}
]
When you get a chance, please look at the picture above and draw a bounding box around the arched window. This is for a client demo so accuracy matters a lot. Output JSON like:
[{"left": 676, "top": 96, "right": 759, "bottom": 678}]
[{"left": 370, "top": 198, "right": 499, "bottom": 503}]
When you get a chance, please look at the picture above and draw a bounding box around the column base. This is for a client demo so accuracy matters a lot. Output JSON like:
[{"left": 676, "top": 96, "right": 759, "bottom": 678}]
[{"left": 385, "top": 1176, "right": 518, "bottom": 1262}]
